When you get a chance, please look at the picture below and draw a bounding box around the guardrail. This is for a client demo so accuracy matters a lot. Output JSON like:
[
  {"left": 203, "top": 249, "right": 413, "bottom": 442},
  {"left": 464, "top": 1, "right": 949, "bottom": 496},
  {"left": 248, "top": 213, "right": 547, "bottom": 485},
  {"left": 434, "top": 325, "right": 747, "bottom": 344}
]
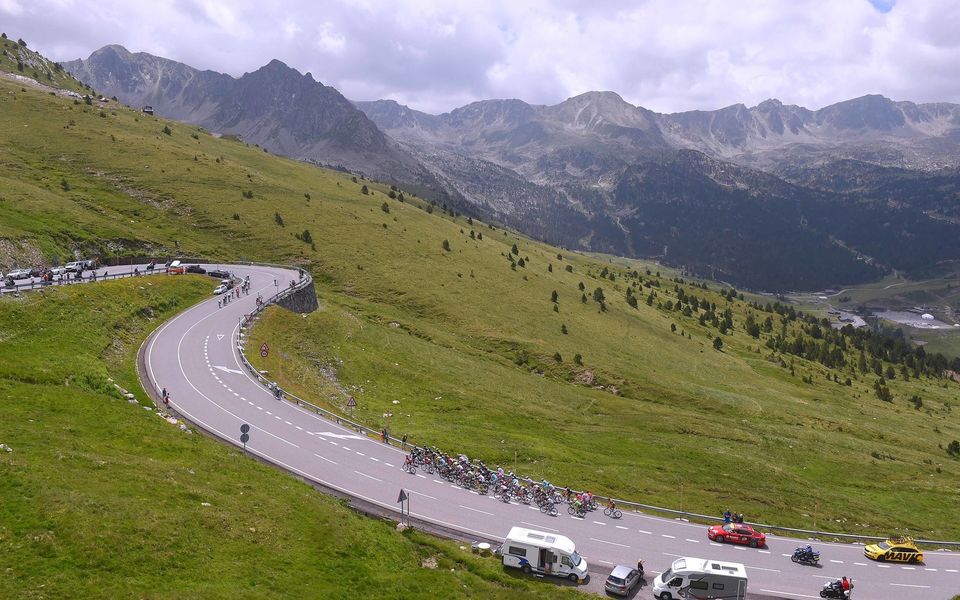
[{"left": 0, "top": 264, "right": 170, "bottom": 293}]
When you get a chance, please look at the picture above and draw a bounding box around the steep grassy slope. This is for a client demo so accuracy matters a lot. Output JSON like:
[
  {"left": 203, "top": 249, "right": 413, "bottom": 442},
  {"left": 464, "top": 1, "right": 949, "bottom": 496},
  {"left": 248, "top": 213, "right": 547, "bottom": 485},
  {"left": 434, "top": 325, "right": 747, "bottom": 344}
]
[
  {"left": 0, "top": 278, "right": 582, "bottom": 600},
  {"left": 0, "top": 34, "right": 88, "bottom": 95},
  {"left": 1, "top": 75, "right": 958, "bottom": 542}
]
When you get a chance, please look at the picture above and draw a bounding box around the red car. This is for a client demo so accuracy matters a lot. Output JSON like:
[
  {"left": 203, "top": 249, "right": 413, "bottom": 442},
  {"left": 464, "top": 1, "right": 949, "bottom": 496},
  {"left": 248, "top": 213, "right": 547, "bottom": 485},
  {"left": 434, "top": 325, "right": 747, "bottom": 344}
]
[{"left": 707, "top": 523, "right": 766, "bottom": 548}]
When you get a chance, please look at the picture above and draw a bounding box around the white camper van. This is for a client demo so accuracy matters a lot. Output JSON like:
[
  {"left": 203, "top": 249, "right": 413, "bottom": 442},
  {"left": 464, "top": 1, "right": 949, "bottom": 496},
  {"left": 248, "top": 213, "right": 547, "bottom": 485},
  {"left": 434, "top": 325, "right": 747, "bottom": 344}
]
[
  {"left": 653, "top": 556, "right": 747, "bottom": 600},
  {"left": 501, "top": 526, "right": 589, "bottom": 582}
]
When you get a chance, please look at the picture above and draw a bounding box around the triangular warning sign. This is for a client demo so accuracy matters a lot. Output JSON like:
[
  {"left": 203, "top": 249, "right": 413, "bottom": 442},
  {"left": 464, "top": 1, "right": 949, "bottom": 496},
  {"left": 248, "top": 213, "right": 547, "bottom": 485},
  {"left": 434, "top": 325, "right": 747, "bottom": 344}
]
[
  {"left": 397, "top": 489, "right": 408, "bottom": 503},
  {"left": 216, "top": 334, "right": 225, "bottom": 341},
  {"left": 346, "top": 397, "right": 357, "bottom": 407}
]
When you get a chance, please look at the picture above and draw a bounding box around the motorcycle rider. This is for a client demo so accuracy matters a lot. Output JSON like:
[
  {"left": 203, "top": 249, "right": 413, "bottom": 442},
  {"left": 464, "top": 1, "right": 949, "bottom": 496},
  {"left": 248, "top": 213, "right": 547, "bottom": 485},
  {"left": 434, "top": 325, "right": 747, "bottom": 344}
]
[{"left": 841, "top": 576, "right": 852, "bottom": 597}]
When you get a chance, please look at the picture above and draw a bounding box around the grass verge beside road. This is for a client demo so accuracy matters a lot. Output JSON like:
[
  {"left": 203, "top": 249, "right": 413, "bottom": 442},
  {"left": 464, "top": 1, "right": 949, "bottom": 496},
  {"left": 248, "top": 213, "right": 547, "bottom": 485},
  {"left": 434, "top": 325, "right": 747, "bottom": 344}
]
[{"left": 0, "top": 278, "right": 583, "bottom": 599}]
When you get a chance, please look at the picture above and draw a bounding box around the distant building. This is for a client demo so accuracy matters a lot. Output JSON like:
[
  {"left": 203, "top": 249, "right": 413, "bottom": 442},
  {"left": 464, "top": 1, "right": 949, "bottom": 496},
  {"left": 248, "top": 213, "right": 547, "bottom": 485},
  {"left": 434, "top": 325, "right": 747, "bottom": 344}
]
[{"left": 142, "top": 105, "right": 154, "bottom": 115}]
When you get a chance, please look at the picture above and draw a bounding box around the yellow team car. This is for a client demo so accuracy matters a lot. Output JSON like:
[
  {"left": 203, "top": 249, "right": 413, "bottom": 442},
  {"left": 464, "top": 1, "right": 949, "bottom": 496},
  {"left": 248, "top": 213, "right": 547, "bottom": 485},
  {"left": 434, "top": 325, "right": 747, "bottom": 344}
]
[{"left": 864, "top": 536, "right": 923, "bottom": 563}]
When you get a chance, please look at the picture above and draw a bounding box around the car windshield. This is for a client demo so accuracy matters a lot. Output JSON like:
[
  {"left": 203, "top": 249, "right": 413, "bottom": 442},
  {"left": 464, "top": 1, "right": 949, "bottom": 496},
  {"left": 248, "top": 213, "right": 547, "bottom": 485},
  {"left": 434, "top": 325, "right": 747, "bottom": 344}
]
[
  {"left": 661, "top": 568, "right": 672, "bottom": 580},
  {"left": 878, "top": 542, "right": 891, "bottom": 550},
  {"left": 722, "top": 524, "right": 734, "bottom": 532},
  {"left": 607, "top": 576, "right": 624, "bottom": 585},
  {"left": 569, "top": 551, "right": 582, "bottom": 567}
]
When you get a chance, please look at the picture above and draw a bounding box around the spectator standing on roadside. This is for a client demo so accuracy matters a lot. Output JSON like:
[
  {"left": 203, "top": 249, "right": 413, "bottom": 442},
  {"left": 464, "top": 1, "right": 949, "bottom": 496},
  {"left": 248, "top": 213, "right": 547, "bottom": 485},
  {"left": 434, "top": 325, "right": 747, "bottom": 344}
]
[{"left": 724, "top": 510, "right": 732, "bottom": 524}]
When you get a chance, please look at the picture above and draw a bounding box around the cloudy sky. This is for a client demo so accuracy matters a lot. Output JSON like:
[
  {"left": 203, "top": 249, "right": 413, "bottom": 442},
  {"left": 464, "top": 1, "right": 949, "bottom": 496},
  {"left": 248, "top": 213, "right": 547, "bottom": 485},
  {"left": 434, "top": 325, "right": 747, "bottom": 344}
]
[{"left": 2, "top": 0, "right": 958, "bottom": 114}]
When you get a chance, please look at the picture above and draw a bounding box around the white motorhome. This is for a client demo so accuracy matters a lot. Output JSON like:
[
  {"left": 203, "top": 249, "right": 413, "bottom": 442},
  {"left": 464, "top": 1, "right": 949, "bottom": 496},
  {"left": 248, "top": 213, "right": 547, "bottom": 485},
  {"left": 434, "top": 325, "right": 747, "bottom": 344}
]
[
  {"left": 501, "top": 526, "right": 589, "bottom": 582},
  {"left": 653, "top": 557, "right": 747, "bottom": 600}
]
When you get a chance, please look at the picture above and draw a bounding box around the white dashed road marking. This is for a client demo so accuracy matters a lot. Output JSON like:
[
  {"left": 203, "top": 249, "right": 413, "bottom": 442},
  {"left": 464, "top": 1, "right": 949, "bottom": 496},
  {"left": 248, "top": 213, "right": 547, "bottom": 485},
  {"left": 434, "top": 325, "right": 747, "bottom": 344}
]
[
  {"left": 313, "top": 453, "right": 337, "bottom": 465},
  {"left": 353, "top": 470, "right": 381, "bottom": 482},
  {"left": 759, "top": 589, "right": 820, "bottom": 599},
  {"left": 407, "top": 490, "right": 437, "bottom": 500},
  {"left": 459, "top": 505, "right": 494, "bottom": 516},
  {"left": 589, "top": 537, "right": 630, "bottom": 548},
  {"left": 685, "top": 539, "right": 700, "bottom": 543}
]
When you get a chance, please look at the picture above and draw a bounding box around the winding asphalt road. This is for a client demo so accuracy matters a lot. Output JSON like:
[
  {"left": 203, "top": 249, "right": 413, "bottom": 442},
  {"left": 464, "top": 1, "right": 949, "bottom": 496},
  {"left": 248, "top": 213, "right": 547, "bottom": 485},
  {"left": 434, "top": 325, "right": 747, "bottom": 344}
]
[{"left": 141, "top": 264, "right": 960, "bottom": 600}]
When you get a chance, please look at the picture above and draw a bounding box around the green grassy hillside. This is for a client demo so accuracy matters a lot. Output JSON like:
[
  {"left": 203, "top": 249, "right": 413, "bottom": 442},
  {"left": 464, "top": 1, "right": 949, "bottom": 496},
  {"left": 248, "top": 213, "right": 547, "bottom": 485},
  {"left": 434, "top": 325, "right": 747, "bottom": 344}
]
[
  {"left": 0, "top": 278, "right": 581, "bottom": 599},
  {"left": 0, "top": 68, "right": 959, "bottom": 545},
  {"left": 0, "top": 33, "right": 88, "bottom": 95}
]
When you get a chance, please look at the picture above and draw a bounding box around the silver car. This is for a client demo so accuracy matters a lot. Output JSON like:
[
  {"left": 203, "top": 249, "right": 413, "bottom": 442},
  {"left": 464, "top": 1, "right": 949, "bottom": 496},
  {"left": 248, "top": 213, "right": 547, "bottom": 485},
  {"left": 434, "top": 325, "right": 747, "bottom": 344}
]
[
  {"left": 604, "top": 564, "right": 641, "bottom": 596},
  {"left": 7, "top": 268, "right": 32, "bottom": 280}
]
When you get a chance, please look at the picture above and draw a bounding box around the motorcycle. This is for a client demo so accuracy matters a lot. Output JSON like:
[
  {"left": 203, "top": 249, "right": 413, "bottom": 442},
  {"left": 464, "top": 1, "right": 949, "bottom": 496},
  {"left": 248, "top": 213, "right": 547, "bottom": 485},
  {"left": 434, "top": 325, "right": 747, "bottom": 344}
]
[
  {"left": 820, "top": 580, "right": 852, "bottom": 599},
  {"left": 792, "top": 547, "right": 821, "bottom": 566}
]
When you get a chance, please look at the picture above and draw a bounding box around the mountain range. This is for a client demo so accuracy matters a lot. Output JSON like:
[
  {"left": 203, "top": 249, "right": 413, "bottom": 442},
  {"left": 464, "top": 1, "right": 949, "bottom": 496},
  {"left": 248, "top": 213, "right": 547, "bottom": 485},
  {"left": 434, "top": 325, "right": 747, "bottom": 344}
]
[{"left": 66, "top": 45, "right": 960, "bottom": 291}]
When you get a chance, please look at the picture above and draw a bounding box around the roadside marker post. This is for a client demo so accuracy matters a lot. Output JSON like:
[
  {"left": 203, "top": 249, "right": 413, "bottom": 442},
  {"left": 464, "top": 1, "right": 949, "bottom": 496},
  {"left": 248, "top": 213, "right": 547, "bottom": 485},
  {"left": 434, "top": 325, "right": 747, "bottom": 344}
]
[
  {"left": 240, "top": 423, "right": 250, "bottom": 452},
  {"left": 260, "top": 342, "right": 269, "bottom": 358},
  {"left": 397, "top": 489, "right": 409, "bottom": 526}
]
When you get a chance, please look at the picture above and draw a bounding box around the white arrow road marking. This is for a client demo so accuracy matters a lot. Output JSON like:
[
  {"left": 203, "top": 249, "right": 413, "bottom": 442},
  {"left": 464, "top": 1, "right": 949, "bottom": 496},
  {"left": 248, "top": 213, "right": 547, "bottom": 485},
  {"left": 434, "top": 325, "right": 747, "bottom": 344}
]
[
  {"left": 216, "top": 334, "right": 225, "bottom": 340},
  {"left": 213, "top": 365, "right": 244, "bottom": 375},
  {"left": 312, "top": 431, "right": 365, "bottom": 440}
]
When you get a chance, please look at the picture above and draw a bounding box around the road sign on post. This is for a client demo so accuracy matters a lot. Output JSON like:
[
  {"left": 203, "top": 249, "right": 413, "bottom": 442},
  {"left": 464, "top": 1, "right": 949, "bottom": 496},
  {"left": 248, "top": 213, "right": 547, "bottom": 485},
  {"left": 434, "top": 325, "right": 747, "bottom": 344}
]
[
  {"left": 397, "top": 489, "right": 409, "bottom": 526},
  {"left": 260, "top": 342, "right": 269, "bottom": 358},
  {"left": 240, "top": 424, "right": 250, "bottom": 452}
]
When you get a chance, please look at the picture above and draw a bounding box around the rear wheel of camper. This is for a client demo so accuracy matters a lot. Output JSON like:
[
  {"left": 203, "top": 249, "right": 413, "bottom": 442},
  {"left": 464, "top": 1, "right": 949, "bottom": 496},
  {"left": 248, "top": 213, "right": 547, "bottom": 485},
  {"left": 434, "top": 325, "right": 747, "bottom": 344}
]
[
  {"left": 521, "top": 565, "right": 531, "bottom": 574},
  {"left": 659, "top": 593, "right": 673, "bottom": 600},
  {"left": 568, "top": 573, "right": 578, "bottom": 582}
]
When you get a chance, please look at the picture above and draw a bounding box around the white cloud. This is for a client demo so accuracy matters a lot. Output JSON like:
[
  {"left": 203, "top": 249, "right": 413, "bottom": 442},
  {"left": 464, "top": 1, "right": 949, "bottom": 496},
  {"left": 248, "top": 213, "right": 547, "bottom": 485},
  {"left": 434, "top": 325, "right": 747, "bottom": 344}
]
[
  {"left": 0, "top": 0, "right": 23, "bottom": 15},
  {"left": 4, "top": 0, "right": 960, "bottom": 114},
  {"left": 315, "top": 21, "right": 346, "bottom": 54}
]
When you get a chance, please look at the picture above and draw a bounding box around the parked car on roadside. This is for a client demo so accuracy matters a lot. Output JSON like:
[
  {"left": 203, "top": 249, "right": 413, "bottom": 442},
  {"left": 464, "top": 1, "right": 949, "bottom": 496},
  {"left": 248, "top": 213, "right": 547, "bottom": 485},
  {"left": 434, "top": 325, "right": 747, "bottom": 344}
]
[
  {"left": 186, "top": 264, "right": 206, "bottom": 274},
  {"left": 64, "top": 261, "right": 84, "bottom": 273},
  {"left": 49, "top": 266, "right": 66, "bottom": 276},
  {"left": 213, "top": 284, "right": 228, "bottom": 295},
  {"left": 207, "top": 268, "right": 229, "bottom": 279},
  {"left": 7, "top": 268, "right": 32, "bottom": 280},
  {"left": 604, "top": 564, "right": 641, "bottom": 596}
]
